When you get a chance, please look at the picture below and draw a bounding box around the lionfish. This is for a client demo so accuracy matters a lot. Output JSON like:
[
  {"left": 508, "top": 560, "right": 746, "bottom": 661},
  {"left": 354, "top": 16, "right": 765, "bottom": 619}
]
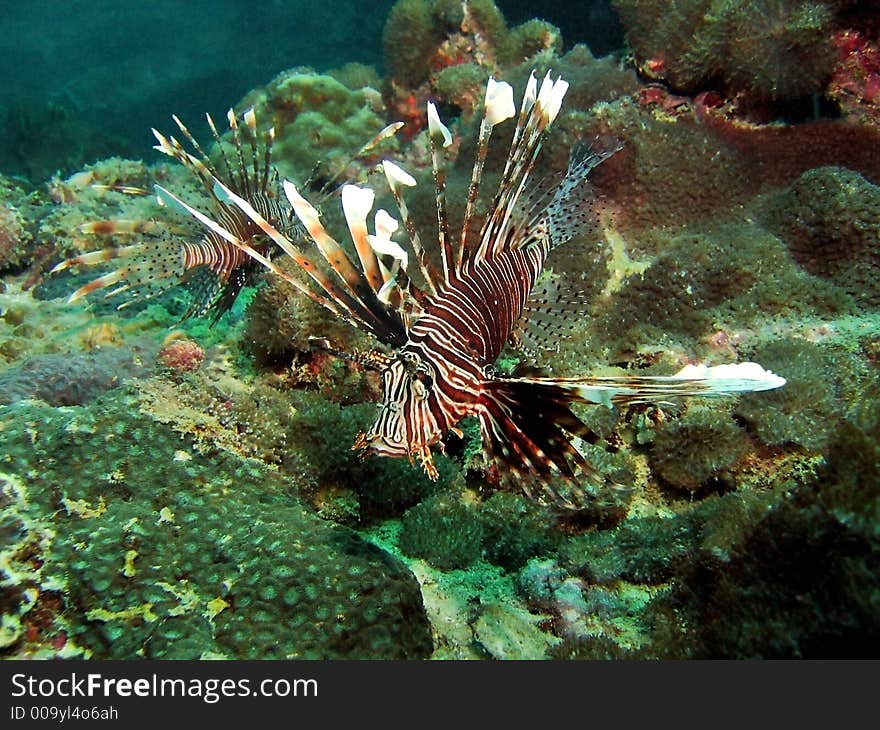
[
  {"left": 85, "top": 73, "right": 788, "bottom": 495},
  {"left": 50, "top": 109, "right": 288, "bottom": 322},
  {"left": 51, "top": 109, "right": 398, "bottom": 323}
]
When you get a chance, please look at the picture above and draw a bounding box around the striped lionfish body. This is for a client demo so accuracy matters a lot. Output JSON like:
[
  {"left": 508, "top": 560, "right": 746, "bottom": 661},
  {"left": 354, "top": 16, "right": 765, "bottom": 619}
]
[
  {"left": 53, "top": 109, "right": 289, "bottom": 322},
  {"left": 146, "top": 72, "right": 785, "bottom": 495}
]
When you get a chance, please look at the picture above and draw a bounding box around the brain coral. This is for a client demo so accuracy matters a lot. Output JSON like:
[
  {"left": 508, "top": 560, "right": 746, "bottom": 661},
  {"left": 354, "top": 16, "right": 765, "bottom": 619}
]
[
  {"left": 0, "top": 392, "right": 433, "bottom": 659},
  {"left": 0, "top": 340, "right": 159, "bottom": 406}
]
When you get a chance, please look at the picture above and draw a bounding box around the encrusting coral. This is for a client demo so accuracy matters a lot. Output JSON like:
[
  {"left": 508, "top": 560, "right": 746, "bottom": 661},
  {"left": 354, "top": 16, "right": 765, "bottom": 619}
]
[
  {"left": 735, "top": 338, "right": 846, "bottom": 452},
  {"left": 757, "top": 166, "right": 880, "bottom": 306},
  {"left": 650, "top": 401, "right": 750, "bottom": 493},
  {"left": 0, "top": 391, "right": 433, "bottom": 659},
  {"left": 613, "top": 0, "right": 839, "bottom": 106}
]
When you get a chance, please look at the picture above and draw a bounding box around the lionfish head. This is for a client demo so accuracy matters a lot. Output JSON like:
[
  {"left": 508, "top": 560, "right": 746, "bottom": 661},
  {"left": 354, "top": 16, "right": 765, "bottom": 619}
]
[{"left": 354, "top": 347, "right": 448, "bottom": 479}]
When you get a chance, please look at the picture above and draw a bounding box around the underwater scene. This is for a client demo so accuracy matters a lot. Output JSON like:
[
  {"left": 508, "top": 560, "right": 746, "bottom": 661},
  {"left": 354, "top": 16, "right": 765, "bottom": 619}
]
[{"left": 0, "top": 0, "right": 878, "bottom": 660}]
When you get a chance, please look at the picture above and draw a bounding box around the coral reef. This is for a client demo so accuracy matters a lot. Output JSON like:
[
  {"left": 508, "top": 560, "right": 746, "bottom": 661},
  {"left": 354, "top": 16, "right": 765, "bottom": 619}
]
[
  {"left": 829, "top": 29, "right": 880, "bottom": 125},
  {"left": 243, "top": 275, "right": 369, "bottom": 371},
  {"left": 0, "top": 472, "right": 77, "bottom": 657},
  {"left": 399, "top": 493, "right": 484, "bottom": 569},
  {"left": 649, "top": 401, "right": 750, "bottom": 493},
  {"left": 478, "top": 493, "right": 555, "bottom": 571},
  {"left": 380, "top": 0, "right": 621, "bottom": 129},
  {"left": 157, "top": 336, "right": 204, "bottom": 374},
  {"left": 735, "top": 338, "right": 846, "bottom": 452},
  {"left": 0, "top": 0, "right": 877, "bottom": 662},
  {"left": 0, "top": 195, "right": 32, "bottom": 274},
  {"left": 589, "top": 221, "right": 849, "bottom": 360},
  {"left": 0, "top": 391, "right": 432, "bottom": 659},
  {"left": 642, "top": 482, "right": 879, "bottom": 658}
]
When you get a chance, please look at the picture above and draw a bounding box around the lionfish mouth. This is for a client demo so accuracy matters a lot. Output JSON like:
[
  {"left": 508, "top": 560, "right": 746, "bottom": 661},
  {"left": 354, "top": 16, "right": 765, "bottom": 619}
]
[
  {"left": 353, "top": 431, "right": 405, "bottom": 457},
  {"left": 352, "top": 431, "right": 439, "bottom": 479}
]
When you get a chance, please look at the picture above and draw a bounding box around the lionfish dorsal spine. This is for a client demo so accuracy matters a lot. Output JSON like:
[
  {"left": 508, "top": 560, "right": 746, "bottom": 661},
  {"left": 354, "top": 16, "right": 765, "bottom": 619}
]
[
  {"left": 456, "top": 77, "right": 516, "bottom": 272},
  {"left": 426, "top": 101, "right": 455, "bottom": 284},
  {"left": 226, "top": 108, "right": 253, "bottom": 199},
  {"left": 208, "top": 179, "right": 372, "bottom": 324},
  {"left": 243, "top": 108, "right": 261, "bottom": 190},
  {"left": 340, "top": 184, "right": 384, "bottom": 293},
  {"left": 381, "top": 160, "right": 439, "bottom": 297},
  {"left": 261, "top": 126, "right": 276, "bottom": 194},
  {"left": 170, "top": 114, "right": 217, "bottom": 180},
  {"left": 211, "top": 176, "right": 406, "bottom": 346},
  {"left": 472, "top": 72, "right": 568, "bottom": 267},
  {"left": 206, "top": 112, "right": 239, "bottom": 190}
]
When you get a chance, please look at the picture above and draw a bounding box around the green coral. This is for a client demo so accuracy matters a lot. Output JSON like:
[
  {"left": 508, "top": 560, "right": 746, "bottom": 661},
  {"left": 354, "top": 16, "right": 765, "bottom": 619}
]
[
  {"left": 614, "top": 0, "right": 837, "bottom": 103},
  {"left": 478, "top": 492, "right": 555, "bottom": 571},
  {"left": 0, "top": 391, "right": 432, "bottom": 659},
  {"left": 650, "top": 402, "right": 750, "bottom": 493},
  {"left": 757, "top": 166, "right": 880, "bottom": 306},
  {"left": 282, "top": 389, "right": 454, "bottom": 515},
  {"left": 499, "top": 19, "right": 563, "bottom": 67},
  {"left": 819, "top": 377, "right": 880, "bottom": 538},
  {"left": 382, "top": 0, "right": 448, "bottom": 87},
  {"left": 239, "top": 71, "right": 395, "bottom": 183},
  {"left": 736, "top": 338, "right": 843, "bottom": 452},
  {"left": 434, "top": 63, "right": 491, "bottom": 117},
  {"left": 646, "top": 483, "right": 879, "bottom": 657},
  {"left": 560, "top": 514, "right": 696, "bottom": 585},
  {"left": 593, "top": 222, "right": 850, "bottom": 357},
  {"left": 399, "top": 493, "right": 484, "bottom": 569}
]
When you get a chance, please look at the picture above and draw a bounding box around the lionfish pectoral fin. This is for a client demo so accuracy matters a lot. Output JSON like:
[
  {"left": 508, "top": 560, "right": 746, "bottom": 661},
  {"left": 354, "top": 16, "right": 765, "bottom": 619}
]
[
  {"left": 510, "top": 278, "right": 592, "bottom": 358},
  {"left": 307, "top": 336, "right": 392, "bottom": 371},
  {"left": 552, "top": 361, "right": 786, "bottom": 408},
  {"left": 477, "top": 379, "right": 599, "bottom": 482},
  {"left": 352, "top": 432, "right": 370, "bottom": 456}
]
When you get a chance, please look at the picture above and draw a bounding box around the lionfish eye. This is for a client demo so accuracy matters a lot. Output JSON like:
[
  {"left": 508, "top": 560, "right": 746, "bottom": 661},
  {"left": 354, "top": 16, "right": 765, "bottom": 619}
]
[{"left": 398, "top": 351, "right": 422, "bottom": 374}]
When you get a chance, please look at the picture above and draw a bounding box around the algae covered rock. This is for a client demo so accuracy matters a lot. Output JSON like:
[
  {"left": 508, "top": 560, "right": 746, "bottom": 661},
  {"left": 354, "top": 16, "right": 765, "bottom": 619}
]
[{"left": 0, "top": 390, "right": 432, "bottom": 659}]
